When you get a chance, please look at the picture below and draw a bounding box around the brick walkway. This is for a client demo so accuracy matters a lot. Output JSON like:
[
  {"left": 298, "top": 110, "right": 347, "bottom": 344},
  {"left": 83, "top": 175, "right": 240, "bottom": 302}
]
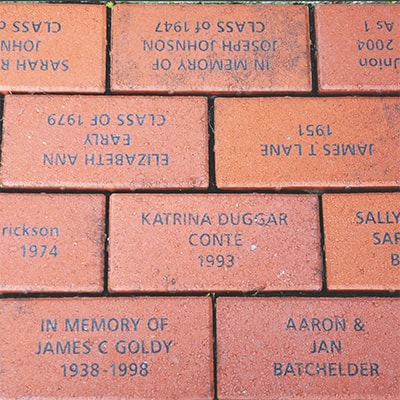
[{"left": 0, "top": 2, "right": 399, "bottom": 399}]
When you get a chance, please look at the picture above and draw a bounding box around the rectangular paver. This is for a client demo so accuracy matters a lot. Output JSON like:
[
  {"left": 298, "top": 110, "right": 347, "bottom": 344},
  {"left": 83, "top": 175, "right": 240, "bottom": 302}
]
[
  {"left": 0, "top": 297, "right": 213, "bottom": 399},
  {"left": 1, "top": 95, "right": 208, "bottom": 190},
  {"left": 0, "top": 4, "right": 106, "bottom": 93},
  {"left": 323, "top": 193, "right": 400, "bottom": 291},
  {"left": 111, "top": 4, "right": 311, "bottom": 94},
  {"left": 108, "top": 194, "right": 322, "bottom": 292},
  {"left": 217, "top": 297, "right": 400, "bottom": 399},
  {"left": 0, "top": 193, "right": 105, "bottom": 293},
  {"left": 214, "top": 97, "right": 400, "bottom": 190},
  {"left": 315, "top": 4, "right": 400, "bottom": 93}
]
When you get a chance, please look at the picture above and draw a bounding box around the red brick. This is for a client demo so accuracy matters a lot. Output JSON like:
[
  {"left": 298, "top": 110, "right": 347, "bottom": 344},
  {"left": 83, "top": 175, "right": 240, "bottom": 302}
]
[
  {"left": 0, "top": 193, "right": 105, "bottom": 293},
  {"left": 217, "top": 297, "right": 400, "bottom": 399},
  {"left": 110, "top": 4, "right": 311, "bottom": 94},
  {"left": 0, "top": 297, "right": 213, "bottom": 399},
  {"left": 214, "top": 97, "right": 400, "bottom": 190},
  {"left": 1, "top": 95, "right": 208, "bottom": 190},
  {"left": 108, "top": 194, "right": 322, "bottom": 292},
  {"left": 315, "top": 4, "right": 400, "bottom": 93},
  {"left": 323, "top": 193, "right": 400, "bottom": 291},
  {"left": 0, "top": 4, "right": 106, "bottom": 94}
]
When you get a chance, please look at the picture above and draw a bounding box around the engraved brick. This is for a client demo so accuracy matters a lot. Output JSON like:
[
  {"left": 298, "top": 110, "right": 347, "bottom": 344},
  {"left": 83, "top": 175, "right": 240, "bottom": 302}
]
[
  {"left": 110, "top": 4, "right": 311, "bottom": 94},
  {"left": 323, "top": 193, "right": 400, "bottom": 291},
  {"left": 315, "top": 4, "right": 400, "bottom": 93},
  {"left": 1, "top": 95, "right": 208, "bottom": 190},
  {"left": 0, "top": 193, "right": 105, "bottom": 293},
  {"left": 214, "top": 97, "right": 400, "bottom": 190},
  {"left": 108, "top": 194, "right": 322, "bottom": 292},
  {"left": 217, "top": 297, "right": 400, "bottom": 399},
  {"left": 0, "top": 4, "right": 106, "bottom": 93},
  {"left": 0, "top": 297, "right": 213, "bottom": 399}
]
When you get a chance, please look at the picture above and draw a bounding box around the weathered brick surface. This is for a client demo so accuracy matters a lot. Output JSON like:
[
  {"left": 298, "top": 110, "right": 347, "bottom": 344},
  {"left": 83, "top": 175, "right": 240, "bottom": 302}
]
[
  {"left": 1, "top": 95, "right": 208, "bottom": 190},
  {"left": 315, "top": 4, "right": 400, "bottom": 93},
  {"left": 111, "top": 4, "right": 311, "bottom": 94},
  {"left": 217, "top": 297, "right": 400, "bottom": 399},
  {"left": 0, "top": 2, "right": 398, "bottom": 399},
  {"left": 0, "top": 4, "right": 106, "bottom": 93},
  {"left": 323, "top": 193, "right": 400, "bottom": 291},
  {"left": 0, "top": 193, "right": 105, "bottom": 293},
  {"left": 0, "top": 297, "right": 213, "bottom": 399},
  {"left": 214, "top": 97, "right": 399, "bottom": 190},
  {"left": 108, "top": 193, "right": 322, "bottom": 292}
]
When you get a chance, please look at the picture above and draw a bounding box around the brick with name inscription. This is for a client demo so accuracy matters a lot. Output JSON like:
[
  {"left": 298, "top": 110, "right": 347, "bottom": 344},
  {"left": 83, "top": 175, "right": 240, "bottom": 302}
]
[
  {"left": 217, "top": 297, "right": 400, "bottom": 399},
  {"left": 0, "top": 4, "right": 106, "bottom": 93},
  {"left": 323, "top": 193, "right": 400, "bottom": 291},
  {"left": 108, "top": 194, "right": 322, "bottom": 292},
  {"left": 0, "top": 95, "right": 208, "bottom": 190},
  {"left": 315, "top": 4, "right": 400, "bottom": 93},
  {"left": 214, "top": 97, "right": 400, "bottom": 190},
  {"left": 0, "top": 193, "right": 105, "bottom": 293},
  {"left": 110, "top": 4, "right": 311, "bottom": 94},
  {"left": 0, "top": 297, "right": 213, "bottom": 399}
]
